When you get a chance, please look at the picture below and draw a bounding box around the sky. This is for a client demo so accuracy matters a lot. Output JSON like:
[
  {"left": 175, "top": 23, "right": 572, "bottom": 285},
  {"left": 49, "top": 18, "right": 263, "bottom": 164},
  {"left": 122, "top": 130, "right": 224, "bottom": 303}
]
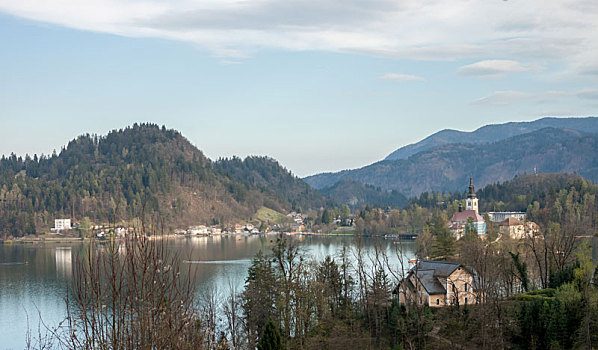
[{"left": 1, "top": 0, "right": 597, "bottom": 177}]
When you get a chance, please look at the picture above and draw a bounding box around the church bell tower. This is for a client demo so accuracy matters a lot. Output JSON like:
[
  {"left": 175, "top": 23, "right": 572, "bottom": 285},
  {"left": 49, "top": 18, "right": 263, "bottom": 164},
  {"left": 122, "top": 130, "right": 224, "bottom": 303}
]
[{"left": 465, "top": 176, "right": 478, "bottom": 213}]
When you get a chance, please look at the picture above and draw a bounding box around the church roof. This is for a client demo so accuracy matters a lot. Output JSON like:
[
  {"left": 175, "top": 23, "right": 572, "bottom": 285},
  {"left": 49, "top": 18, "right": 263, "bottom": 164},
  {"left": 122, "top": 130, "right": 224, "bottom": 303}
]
[
  {"left": 450, "top": 210, "right": 484, "bottom": 223},
  {"left": 499, "top": 217, "right": 524, "bottom": 226}
]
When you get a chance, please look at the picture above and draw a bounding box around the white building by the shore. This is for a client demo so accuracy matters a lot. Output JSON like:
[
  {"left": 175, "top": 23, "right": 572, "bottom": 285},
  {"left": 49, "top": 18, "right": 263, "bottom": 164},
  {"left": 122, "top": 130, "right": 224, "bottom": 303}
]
[{"left": 53, "top": 219, "right": 71, "bottom": 232}]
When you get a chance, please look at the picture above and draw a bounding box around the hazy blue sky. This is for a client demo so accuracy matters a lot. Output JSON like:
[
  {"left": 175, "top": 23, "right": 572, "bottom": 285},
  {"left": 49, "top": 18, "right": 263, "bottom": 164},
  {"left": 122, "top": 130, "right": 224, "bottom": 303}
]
[{"left": 1, "top": 1, "right": 597, "bottom": 176}]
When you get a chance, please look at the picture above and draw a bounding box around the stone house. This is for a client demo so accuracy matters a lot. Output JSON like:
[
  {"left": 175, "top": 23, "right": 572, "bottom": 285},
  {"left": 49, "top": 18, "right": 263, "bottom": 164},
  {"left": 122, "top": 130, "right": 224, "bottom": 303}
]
[
  {"left": 498, "top": 217, "right": 525, "bottom": 239},
  {"left": 393, "top": 261, "right": 479, "bottom": 307},
  {"left": 499, "top": 217, "right": 539, "bottom": 239}
]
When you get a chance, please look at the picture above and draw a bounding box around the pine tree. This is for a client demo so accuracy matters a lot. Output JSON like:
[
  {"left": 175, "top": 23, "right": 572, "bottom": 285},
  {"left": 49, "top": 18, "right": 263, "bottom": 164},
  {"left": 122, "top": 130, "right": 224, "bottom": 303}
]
[
  {"left": 430, "top": 214, "right": 455, "bottom": 259},
  {"left": 257, "top": 318, "right": 285, "bottom": 350}
]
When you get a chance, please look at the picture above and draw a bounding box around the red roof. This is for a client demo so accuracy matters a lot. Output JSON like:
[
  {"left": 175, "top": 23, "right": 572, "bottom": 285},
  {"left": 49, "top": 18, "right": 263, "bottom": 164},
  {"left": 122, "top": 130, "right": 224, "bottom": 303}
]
[
  {"left": 450, "top": 210, "right": 484, "bottom": 223},
  {"left": 499, "top": 217, "right": 523, "bottom": 226}
]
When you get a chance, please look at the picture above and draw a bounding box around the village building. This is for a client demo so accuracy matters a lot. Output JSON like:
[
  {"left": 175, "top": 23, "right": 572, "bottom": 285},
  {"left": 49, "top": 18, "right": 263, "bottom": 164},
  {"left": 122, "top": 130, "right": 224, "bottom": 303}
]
[
  {"left": 449, "top": 177, "right": 486, "bottom": 238},
  {"left": 498, "top": 218, "right": 539, "bottom": 239},
  {"left": 498, "top": 217, "right": 525, "bottom": 239},
  {"left": 394, "top": 261, "right": 479, "bottom": 307},
  {"left": 487, "top": 211, "right": 526, "bottom": 223},
  {"left": 209, "top": 226, "right": 222, "bottom": 235},
  {"left": 234, "top": 224, "right": 245, "bottom": 233},
  {"left": 52, "top": 218, "right": 71, "bottom": 232},
  {"left": 187, "top": 225, "right": 209, "bottom": 235},
  {"left": 114, "top": 226, "right": 129, "bottom": 238},
  {"left": 525, "top": 221, "right": 540, "bottom": 235}
]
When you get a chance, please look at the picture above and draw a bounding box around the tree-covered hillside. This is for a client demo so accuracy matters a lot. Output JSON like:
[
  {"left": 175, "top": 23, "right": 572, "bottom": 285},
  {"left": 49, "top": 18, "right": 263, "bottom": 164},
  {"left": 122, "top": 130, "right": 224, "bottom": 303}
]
[
  {"left": 215, "top": 156, "right": 329, "bottom": 212},
  {"left": 409, "top": 173, "right": 589, "bottom": 212},
  {"left": 318, "top": 178, "right": 407, "bottom": 209},
  {"left": 0, "top": 124, "right": 324, "bottom": 237}
]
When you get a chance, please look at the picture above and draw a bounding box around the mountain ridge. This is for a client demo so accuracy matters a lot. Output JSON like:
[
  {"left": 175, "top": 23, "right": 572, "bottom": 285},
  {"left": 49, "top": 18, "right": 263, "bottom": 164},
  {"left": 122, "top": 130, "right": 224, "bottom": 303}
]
[
  {"left": 304, "top": 127, "right": 598, "bottom": 197},
  {"left": 385, "top": 116, "right": 598, "bottom": 161}
]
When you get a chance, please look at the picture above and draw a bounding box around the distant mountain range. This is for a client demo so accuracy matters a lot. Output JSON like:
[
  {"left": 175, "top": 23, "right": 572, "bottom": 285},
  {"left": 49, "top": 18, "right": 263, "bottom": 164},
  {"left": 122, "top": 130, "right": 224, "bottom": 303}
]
[
  {"left": 385, "top": 116, "right": 598, "bottom": 160},
  {"left": 305, "top": 117, "right": 598, "bottom": 197}
]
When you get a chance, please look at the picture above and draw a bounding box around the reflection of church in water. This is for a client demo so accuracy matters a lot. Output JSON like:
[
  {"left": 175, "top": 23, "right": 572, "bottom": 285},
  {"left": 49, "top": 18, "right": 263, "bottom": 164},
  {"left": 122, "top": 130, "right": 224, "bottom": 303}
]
[{"left": 449, "top": 177, "right": 486, "bottom": 239}]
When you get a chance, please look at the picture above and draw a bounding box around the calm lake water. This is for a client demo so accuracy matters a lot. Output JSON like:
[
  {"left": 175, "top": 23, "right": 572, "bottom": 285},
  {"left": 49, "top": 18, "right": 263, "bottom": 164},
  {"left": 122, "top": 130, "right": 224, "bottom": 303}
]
[{"left": 0, "top": 234, "right": 416, "bottom": 350}]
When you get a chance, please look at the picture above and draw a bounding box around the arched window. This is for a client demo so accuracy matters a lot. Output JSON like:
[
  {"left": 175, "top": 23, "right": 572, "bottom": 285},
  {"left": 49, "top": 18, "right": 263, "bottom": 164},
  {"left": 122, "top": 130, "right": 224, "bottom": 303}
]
[
  {"left": 436, "top": 298, "right": 440, "bottom": 305},
  {"left": 465, "top": 297, "right": 468, "bottom": 304}
]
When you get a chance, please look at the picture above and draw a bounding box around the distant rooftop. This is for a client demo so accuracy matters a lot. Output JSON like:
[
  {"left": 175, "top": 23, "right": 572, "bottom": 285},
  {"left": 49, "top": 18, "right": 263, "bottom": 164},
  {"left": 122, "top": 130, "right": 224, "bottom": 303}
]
[{"left": 451, "top": 210, "right": 484, "bottom": 223}]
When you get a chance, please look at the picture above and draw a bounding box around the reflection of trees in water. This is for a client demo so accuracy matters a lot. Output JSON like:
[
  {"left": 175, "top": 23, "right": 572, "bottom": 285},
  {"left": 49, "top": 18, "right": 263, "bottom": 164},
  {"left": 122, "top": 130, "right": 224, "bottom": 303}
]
[{"left": 55, "top": 247, "right": 72, "bottom": 279}]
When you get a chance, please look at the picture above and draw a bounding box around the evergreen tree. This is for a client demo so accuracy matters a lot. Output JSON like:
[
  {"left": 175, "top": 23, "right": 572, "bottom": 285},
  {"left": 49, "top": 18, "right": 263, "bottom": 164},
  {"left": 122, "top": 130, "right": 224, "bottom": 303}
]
[
  {"left": 257, "top": 318, "right": 285, "bottom": 350},
  {"left": 321, "top": 208, "right": 332, "bottom": 224},
  {"left": 242, "top": 251, "right": 277, "bottom": 345},
  {"left": 430, "top": 214, "right": 455, "bottom": 259}
]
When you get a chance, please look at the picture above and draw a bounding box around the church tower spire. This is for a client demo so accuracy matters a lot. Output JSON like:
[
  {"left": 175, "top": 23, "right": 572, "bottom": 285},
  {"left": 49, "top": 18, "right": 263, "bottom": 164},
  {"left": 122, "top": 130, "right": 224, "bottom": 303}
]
[
  {"left": 468, "top": 175, "right": 476, "bottom": 199},
  {"left": 465, "top": 175, "right": 479, "bottom": 213}
]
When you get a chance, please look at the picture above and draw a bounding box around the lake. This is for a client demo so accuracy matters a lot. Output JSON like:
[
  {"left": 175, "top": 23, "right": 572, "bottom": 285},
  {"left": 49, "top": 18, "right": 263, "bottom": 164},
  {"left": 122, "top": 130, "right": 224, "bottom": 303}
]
[{"left": 0, "top": 234, "right": 416, "bottom": 350}]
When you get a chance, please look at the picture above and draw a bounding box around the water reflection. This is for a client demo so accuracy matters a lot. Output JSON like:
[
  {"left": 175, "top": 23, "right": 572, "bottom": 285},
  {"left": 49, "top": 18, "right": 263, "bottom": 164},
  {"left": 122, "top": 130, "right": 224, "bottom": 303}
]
[{"left": 55, "top": 247, "right": 72, "bottom": 279}]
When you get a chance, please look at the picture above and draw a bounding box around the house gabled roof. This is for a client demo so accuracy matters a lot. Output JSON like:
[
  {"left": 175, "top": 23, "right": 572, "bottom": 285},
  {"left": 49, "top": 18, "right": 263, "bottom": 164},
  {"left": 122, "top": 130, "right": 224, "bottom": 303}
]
[
  {"left": 413, "top": 260, "right": 462, "bottom": 277},
  {"left": 413, "top": 269, "right": 447, "bottom": 295},
  {"left": 394, "top": 260, "right": 480, "bottom": 297},
  {"left": 450, "top": 210, "right": 484, "bottom": 223},
  {"left": 393, "top": 269, "right": 447, "bottom": 295}
]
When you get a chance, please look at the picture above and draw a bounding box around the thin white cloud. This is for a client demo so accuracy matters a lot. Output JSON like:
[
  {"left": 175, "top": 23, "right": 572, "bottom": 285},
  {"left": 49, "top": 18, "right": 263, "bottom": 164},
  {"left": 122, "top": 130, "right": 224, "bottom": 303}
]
[
  {"left": 0, "top": 0, "right": 597, "bottom": 77},
  {"left": 458, "top": 60, "right": 542, "bottom": 77},
  {"left": 471, "top": 91, "right": 532, "bottom": 105},
  {"left": 380, "top": 73, "right": 423, "bottom": 82},
  {"left": 472, "top": 89, "right": 598, "bottom": 106}
]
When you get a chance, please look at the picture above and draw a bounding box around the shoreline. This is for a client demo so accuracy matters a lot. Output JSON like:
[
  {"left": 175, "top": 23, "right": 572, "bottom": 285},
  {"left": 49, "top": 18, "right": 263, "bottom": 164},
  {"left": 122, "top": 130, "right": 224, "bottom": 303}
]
[{"left": 1, "top": 231, "right": 418, "bottom": 244}]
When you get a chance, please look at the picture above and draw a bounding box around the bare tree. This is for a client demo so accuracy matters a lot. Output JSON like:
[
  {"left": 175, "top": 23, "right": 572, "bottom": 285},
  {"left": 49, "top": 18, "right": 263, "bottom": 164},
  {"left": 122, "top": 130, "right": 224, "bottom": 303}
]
[
  {"left": 222, "top": 282, "right": 244, "bottom": 349},
  {"left": 42, "top": 226, "right": 205, "bottom": 350}
]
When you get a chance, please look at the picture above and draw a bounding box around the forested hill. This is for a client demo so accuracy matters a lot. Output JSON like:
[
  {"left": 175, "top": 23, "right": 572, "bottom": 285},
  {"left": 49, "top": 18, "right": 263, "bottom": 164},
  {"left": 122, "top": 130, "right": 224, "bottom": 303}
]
[
  {"left": 409, "top": 172, "right": 588, "bottom": 212},
  {"left": 214, "top": 156, "right": 328, "bottom": 211},
  {"left": 385, "top": 116, "right": 598, "bottom": 160},
  {"left": 318, "top": 178, "right": 407, "bottom": 209},
  {"left": 0, "top": 124, "right": 323, "bottom": 237},
  {"left": 304, "top": 127, "right": 598, "bottom": 197}
]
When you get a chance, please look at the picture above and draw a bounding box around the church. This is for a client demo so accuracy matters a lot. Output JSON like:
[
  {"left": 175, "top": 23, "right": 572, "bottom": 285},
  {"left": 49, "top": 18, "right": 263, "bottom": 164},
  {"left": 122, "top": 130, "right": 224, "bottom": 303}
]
[{"left": 449, "top": 177, "right": 486, "bottom": 239}]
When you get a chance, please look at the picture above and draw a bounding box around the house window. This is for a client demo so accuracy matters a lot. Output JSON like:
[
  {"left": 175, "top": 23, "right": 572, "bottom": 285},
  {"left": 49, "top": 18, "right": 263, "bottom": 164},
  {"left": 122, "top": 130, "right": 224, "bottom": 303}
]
[
  {"left": 465, "top": 297, "right": 468, "bottom": 304},
  {"left": 465, "top": 283, "right": 468, "bottom": 292},
  {"left": 436, "top": 298, "right": 440, "bottom": 305}
]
